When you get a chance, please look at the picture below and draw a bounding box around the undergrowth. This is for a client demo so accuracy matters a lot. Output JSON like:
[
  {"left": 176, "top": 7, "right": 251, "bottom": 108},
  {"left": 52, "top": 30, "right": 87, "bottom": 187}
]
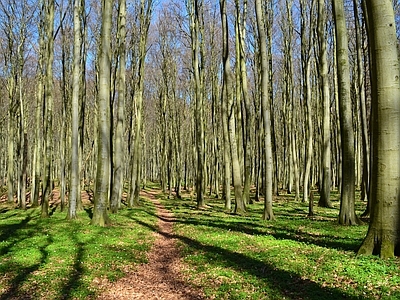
[
  {"left": 160, "top": 189, "right": 400, "bottom": 300},
  {"left": 0, "top": 199, "right": 157, "bottom": 299}
]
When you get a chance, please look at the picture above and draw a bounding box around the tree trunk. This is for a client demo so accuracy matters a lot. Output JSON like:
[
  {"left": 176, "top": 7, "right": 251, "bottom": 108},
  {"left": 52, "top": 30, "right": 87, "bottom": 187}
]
[
  {"left": 68, "top": 0, "right": 83, "bottom": 220},
  {"left": 220, "top": 0, "right": 245, "bottom": 214},
  {"left": 110, "top": 0, "right": 126, "bottom": 213},
  {"left": 317, "top": 0, "right": 332, "bottom": 208},
  {"left": 41, "top": 0, "right": 55, "bottom": 218},
  {"left": 333, "top": 0, "right": 360, "bottom": 225},
  {"left": 188, "top": 0, "right": 206, "bottom": 208},
  {"left": 92, "top": 0, "right": 112, "bottom": 227},
  {"left": 358, "top": 0, "right": 400, "bottom": 258},
  {"left": 255, "top": 0, "right": 274, "bottom": 220}
]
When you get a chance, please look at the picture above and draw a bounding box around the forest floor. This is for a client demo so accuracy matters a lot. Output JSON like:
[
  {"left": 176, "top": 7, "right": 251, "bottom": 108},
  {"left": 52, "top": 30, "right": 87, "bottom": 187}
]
[
  {"left": 2, "top": 186, "right": 400, "bottom": 299},
  {"left": 97, "top": 188, "right": 205, "bottom": 300}
]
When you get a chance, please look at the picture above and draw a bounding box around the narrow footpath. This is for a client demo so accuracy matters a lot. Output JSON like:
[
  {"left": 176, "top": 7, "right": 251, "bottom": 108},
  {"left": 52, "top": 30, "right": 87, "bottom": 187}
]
[{"left": 97, "top": 189, "right": 205, "bottom": 300}]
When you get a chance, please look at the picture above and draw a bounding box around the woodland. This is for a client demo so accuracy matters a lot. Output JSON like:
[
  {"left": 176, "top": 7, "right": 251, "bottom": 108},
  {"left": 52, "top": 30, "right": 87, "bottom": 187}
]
[{"left": 1, "top": 0, "right": 400, "bottom": 298}]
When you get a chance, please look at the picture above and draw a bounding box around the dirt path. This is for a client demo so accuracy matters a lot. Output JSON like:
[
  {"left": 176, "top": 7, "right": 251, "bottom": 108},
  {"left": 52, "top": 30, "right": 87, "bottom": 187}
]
[{"left": 97, "top": 189, "right": 205, "bottom": 300}]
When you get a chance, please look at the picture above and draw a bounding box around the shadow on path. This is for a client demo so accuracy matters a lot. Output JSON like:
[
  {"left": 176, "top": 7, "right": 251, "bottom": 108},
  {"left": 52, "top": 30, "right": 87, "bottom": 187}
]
[{"left": 134, "top": 189, "right": 359, "bottom": 300}]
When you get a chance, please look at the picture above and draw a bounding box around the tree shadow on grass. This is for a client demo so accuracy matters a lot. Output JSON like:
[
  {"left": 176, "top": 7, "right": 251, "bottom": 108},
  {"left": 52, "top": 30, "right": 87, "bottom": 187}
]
[
  {"left": 0, "top": 214, "right": 34, "bottom": 256},
  {"left": 0, "top": 234, "right": 51, "bottom": 300},
  {"left": 130, "top": 217, "right": 359, "bottom": 300},
  {"left": 169, "top": 215, "right": 361, "bottom": 252},
  {"left": 60, "top": 238, "right": 85, "bottom": 300},
  {"left": 271, "top": 226, "right": 362, "bottom": 252}
]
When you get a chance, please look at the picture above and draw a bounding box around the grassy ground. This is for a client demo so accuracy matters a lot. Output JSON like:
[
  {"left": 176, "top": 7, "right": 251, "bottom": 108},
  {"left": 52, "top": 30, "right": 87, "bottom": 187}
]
[
  {"left": 159, "top": 189, "right": 400, "bottom": 300},
  {"left": 0, "top": 200, "right": 157, "bottom": 299},
  {"left": 1, "top": 187, "right": 400, "bottom": 299}
]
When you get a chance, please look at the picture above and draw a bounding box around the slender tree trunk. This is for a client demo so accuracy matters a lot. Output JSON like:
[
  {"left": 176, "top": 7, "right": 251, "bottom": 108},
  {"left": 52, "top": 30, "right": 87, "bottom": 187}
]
[
  {"left": 300, "top": 0, "right": 314, "bottom": 207},
  {"left": 220, "top": 0, "right": 245, "bottom": 214},
  {"left": 92, "top": 0, "right": 112, "bottom": 226},
  {"left": 188, "top": 0, "right": 206, "bottom": 208},
  {"left": 333, "top": 0, "right": 360, "bottom": 225},
  {"left": 317, "top": 0, "right": 332, "bottom": 208},
  {"left": 255, "top": 0, "right": 274, "bottom": 220},
  {"left": 111, "top": 0, "right": 126, "bottom": 213},
  {"left": 236, "top": 0, "right": 252, "bottom": 205},
  {"left": 68, "top": 0, "right": 83, "bottom": 220},
  {"left": 354, "top": 0, "right": 370, "bottom": 216},
  {"left": 31, "top": 19, "right": 45, "bottom": 208},
  {"left": 41, "top": 0, "right": 55, "bottom": 218}
]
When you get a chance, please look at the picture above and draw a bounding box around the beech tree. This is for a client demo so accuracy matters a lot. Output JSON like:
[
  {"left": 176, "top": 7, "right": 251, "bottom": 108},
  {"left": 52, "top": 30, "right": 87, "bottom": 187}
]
[
  {"left": 187, "top": 0, "right": 206, "bottom": 208},
  {"left": 41, "top": 0, "right": 55, "bottom": 218},
  {"left": 92, "top": 0, "right": 112, "bottom": 226},
  {"left": 255, "top": 0, "right": 274, "bottom": 220},
  {"left": 317, "top": 0, "right": 332, "bottom": 208},
  {"left": 220, "top": 0, "right": 245, "bottom": 214},
  {"left": 68, "top": 0, "right": 84, "bottom": 220},
  {"left": 333, "top": 0, "right": 360, "bottom": 225},
  {"left": 110, "top": 0, "right": 126, "bottom": 213},
  {"left": 358, "top": 0, "right": 400, "bottom": 258}
]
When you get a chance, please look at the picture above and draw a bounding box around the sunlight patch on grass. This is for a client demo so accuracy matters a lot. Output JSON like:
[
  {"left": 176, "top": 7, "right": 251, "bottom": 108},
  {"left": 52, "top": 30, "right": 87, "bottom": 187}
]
[
  {"left": 0, "top": 199, "right": 157, "bottom": 299},
  {"left": 162, "top": 191, "right": 400, "bottom": 300}
]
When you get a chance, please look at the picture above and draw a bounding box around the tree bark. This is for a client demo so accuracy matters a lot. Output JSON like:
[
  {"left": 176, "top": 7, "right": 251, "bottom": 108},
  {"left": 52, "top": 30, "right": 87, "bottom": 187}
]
[
  {"left": 358, "top": 0, "right": 400, "bottom": 258},
  {"left": 110, "top": 0, "right": 126, "bottom": 213},
  {"left": 317, "top": 0, "right": 332, "bottom": 208},
  {"left": 41, "top": 0, "right": 55, "bottom": 218},
  {"left": 92, "top": 0, "right": 112, "bottom": 226},
  {"left": 255, "top": 0, "right": 274, "bottom": 220},
  {"left": 333, "top": 0, "right": 360, "bottom": 225}
]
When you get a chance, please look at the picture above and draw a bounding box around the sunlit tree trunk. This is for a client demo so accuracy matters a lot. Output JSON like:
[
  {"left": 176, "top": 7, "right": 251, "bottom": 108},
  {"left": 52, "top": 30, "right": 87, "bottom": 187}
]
[
  {"left": 354, "top": 0, "right": 370, "bottom": 215},
  {"left": 300, "top": 0, "right": 314, "bottom": 209},
  {"left": 317, "top": 0, "right": 332, "bottom": 208},
  {"left": 68, "top": 0, "right": 83, "bottom": 220},
  {"left": 220, "top": 0, "right": 245, "bottom": 214},
  {"left": 235, "top": 0, "right": 252, "bottom": 205},
  {"left": 358, "top": 0, "right": 400, "bottom": 258},
  {"left": 188, "top": 0, "right": 206, "bottom": 208},
  {"left": 41, "top": 0, "right": 55, "bottom": 218},
  {"left": 128, "top": 0, "right": 153, "bottom": 207},
  {"left": 110, "top": 0, "right": 126, "bottom": 213},
  {"left": 333, "top": 0, "right": 360, "bottom": 225},
  {"left": 31, "top": 10, "right": 46, "bottom": 208},
  {"left": 255, "top": 0, "right": 274, "bottom": 220},
  {"left": 92, "top": 0, "right": 112, "bottom": 226}
]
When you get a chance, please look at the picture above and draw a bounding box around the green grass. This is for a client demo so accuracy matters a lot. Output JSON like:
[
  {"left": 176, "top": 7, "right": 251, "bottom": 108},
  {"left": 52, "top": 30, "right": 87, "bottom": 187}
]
[
  {"left": 160, "top": 190, "right": 400, "bottom": 300},
  {"left": 0, "top": 199, "right": 157, "bottom": 299},
  {"left": 2, "top": 187, "right": 400, "bottom": 300}
]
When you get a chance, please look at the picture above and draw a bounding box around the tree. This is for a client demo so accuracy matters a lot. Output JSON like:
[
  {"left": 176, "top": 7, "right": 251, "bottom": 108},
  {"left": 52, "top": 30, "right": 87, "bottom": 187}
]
[
  {"left": 358, "top": 0, "right": 400, "bottom": 258},
  {"left": 235, "top": 0, "right": 252, "bottom": 205},
  {"left": 127, "top": 0, "right": 153, "bottom": 207},
  {"left": 92, "top": 0, "right": 113, "bottom": 226},
  {"left": 300, "top": 0, "right": 315, "bottom": 210},
  {"left": 333, "top": 0, "right": 360, "bottom": 225},
  {"left": 188, "top": 0, "right": 206, "bottom": 209},
  {"left": 68, "top": 0, "right": 84, "bottom": 220},
  {"left": 220, "top": 0, "right": 245, "bottom": 214},
  {"left": 317, "top": 0, "right": 332, "bottom": 208},
  {"left": 255, "top": 0, "right": 274, "bottom": 220},
  {"left": 41, "top": 0, "right": 55, "bottom": 218},
  {"left": 110, "top": 0, "right": 126, "bottom": 213}
]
